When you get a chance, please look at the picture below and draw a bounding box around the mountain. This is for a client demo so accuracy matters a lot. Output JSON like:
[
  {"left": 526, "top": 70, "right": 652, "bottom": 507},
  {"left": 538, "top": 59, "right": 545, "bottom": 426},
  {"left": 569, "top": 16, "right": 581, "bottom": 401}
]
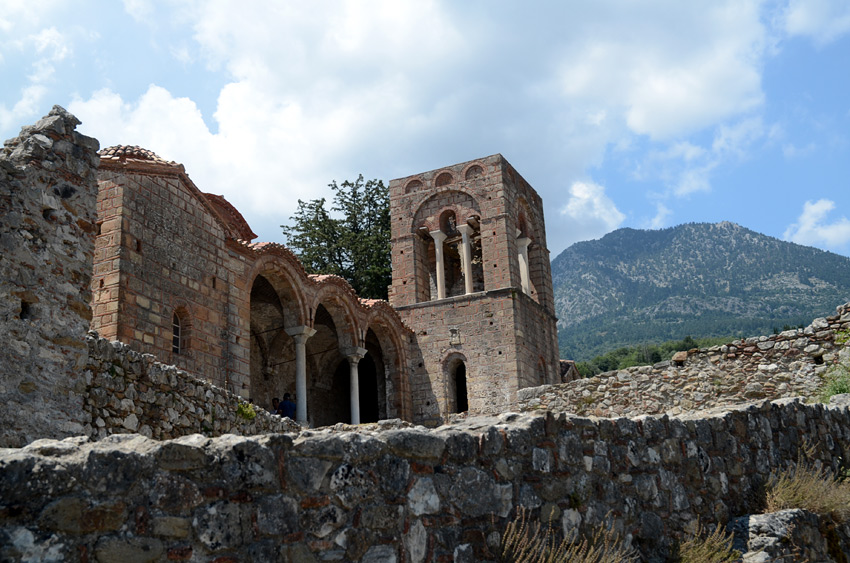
[{"left": 552, "top": 222, "right": 850, "bottom": 361}]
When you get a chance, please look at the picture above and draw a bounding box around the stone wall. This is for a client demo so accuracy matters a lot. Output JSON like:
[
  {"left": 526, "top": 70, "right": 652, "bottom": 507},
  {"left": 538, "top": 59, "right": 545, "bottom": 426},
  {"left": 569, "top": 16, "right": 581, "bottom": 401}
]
[
  {"left": 517, "top": 302, "right": 850, "bottom": 418},
  {"left": 0, "top": 106, "right": 100, "bottom": 447},
  {"left": 2, "top": 399, "right": 849, "bottom": 562},
  {"left": 82, "top": 331, "right": 299, "bottom": 441}
]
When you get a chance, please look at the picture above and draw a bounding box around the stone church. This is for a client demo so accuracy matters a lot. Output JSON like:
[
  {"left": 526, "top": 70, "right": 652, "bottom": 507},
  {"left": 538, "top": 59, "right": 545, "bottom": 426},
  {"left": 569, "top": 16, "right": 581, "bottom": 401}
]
[{"left": 91, "top": 146, "right": 559, "bottom": 426}]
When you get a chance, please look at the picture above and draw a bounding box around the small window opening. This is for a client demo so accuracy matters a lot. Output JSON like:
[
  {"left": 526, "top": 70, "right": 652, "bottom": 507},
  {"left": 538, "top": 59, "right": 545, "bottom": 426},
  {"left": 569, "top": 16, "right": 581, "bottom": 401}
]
[
  {"left": 172, "top": 313, "right": 182, "bottom": 354},
  {"left": 96, "top": 222, "right": 103, "bottom": 236},
  {"left": 19, "top": 300, "right": 33, "bottom": 320},
  {"left": 99, "top": 279, "right": 104, "bottom": 289},
  {"left": 211, "top": 276, "right": 217, "bottom": 289},
  {"left": 135, "top": 239, "right": 142, "bottom": 253}
]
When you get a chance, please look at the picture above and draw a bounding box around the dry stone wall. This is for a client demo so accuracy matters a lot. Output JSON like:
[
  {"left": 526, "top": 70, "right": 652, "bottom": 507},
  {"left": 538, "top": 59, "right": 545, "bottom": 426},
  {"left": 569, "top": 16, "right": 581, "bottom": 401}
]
[
  {"left": 2, "top": 399, "right": 849, "bottom": 562},
  {"left": 0, "top": 106, "right": 100, "bottom": 447},
  {"left": 83, "top": 331, "right": 300, "bottom": 441},
  {"left": 517, "top": 302, "right": 850, "bottom": 418}
]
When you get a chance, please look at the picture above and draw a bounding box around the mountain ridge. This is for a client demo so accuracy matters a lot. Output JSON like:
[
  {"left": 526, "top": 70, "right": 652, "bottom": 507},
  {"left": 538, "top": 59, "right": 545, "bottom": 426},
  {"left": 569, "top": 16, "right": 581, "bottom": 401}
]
[{"left": 552, "top": 221, "right": 850, "bottom": 361}]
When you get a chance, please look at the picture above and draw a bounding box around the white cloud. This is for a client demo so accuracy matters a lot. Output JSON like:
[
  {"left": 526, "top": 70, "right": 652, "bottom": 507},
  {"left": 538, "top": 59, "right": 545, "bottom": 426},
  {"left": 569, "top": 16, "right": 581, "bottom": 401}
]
[
  {"left": 557, "top": 1, "right": 767, "bottom": 140},
  {"left": 559, "top": 181, "right": 626, "bottom": 244},
  {"left": 782, "top": 0, "right": 850, "bottom": 45},
  {"left": 0, "top": 26, "right": 70, "bottom": 132},
  {"left": 784, "top": 199, "right": 850, "bottom": 250},
  {"left": 712, "top": 117, "right": 764, "bottom": 158},
  {"left": 649, "top": 203, "right": 672, "bottom": 229},
  {"left": 782, "top": 142, "right": 816, "bottom": 158}
]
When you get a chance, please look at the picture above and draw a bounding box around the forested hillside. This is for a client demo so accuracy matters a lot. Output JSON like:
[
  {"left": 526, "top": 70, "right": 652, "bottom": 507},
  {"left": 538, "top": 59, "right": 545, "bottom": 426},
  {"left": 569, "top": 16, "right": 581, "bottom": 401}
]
[{"left": 552, "top": 221, "right": 850, "bottom": 361}]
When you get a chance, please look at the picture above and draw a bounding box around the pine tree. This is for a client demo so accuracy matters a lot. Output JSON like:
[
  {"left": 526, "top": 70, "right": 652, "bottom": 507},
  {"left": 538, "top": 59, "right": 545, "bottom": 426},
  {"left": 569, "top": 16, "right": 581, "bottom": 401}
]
[{"left": 281, "top": 175, "right": 391, "bottom": 300}]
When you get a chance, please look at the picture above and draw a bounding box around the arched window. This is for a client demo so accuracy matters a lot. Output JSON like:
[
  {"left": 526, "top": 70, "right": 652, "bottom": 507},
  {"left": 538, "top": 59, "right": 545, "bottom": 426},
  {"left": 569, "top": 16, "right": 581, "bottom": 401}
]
[{"left": 172, "top": 312, "right": 182, "bottom": 354}]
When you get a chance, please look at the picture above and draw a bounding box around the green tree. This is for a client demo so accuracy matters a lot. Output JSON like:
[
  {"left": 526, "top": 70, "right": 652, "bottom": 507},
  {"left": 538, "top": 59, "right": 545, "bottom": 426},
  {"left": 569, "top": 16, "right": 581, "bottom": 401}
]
[{"left": 281, "top": 175, "right": 391, "bottom": 300}]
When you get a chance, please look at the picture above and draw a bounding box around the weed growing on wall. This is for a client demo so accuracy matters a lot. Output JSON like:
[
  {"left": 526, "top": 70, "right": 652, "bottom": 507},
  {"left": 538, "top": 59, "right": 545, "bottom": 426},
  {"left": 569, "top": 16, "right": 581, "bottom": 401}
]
[
  {"left": 498, "top": 507, "right": 636, "bottom": 562},
  {"left": 236, "top": 401, "right": 257, "bottom": 420},
  {"left": 817, "top": 362, "right": 850, "bottom": 403}
]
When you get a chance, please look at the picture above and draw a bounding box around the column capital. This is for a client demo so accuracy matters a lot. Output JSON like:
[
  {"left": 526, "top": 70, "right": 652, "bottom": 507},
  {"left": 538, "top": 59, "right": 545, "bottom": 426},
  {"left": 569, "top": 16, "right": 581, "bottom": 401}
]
[
  {"left": 344, "top": 346, "right": 368, "bottom": 363},
  {"left": 285, "top": 325, "right": 317, "bottom": 342},
  {"left": 516, "top": 236, "right": 531, "bottom": 249},
  {"left": 429, "top": 229, "right": 447, "bottom": 243},
  {"left": 457, "top": 223, "right": 473, "bottom": 236}
]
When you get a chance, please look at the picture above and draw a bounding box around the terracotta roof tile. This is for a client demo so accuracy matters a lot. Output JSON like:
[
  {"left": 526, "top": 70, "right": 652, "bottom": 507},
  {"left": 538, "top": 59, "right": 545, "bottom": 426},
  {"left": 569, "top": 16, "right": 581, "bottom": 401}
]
[{"left": 98, "top": 145, "right": 181, "bottom": 168}]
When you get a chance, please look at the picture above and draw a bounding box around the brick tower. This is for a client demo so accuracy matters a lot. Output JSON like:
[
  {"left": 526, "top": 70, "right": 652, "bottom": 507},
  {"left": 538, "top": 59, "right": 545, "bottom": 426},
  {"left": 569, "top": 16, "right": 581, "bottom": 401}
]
[{"left": 389, "top": 154, "right": 560, "bottom": 425}]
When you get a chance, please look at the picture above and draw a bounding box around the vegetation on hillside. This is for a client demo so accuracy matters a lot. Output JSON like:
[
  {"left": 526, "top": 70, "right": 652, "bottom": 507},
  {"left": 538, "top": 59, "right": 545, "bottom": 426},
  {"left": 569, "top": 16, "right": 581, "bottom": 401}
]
[
  {"left": 574, "top": 335, "right": 731, "bottom": 377},
  {"left": 552, "top": 222, "right": 850, "bottom": 361}
]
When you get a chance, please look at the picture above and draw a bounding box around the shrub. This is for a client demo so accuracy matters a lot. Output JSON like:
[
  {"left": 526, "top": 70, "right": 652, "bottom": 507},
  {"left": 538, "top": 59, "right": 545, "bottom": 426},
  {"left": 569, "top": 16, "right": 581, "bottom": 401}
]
[
  {"left": 817, "top": 362, "right": 850, "bottom": 403},
  {"left": 236, "top": 401, "right": 257, "bottom": 420},
  {"left": 766, "top": 452, "right": 850, "bottom": 522},
  {"left": 676, "top": 519, "right": 740, "bottom": 563},
  {"left": 499, "top": 507, "right": 636, "bottom": 563}
]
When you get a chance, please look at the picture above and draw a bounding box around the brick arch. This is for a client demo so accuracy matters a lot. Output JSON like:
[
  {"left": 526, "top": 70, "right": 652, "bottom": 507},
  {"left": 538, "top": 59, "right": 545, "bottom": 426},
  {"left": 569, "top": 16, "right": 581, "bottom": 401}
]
[
  {"left": 434, "top": 171, "right": 454, "bottom": 187},
  {"left": 363, "top": 302, "right": 411, "bottom": 420},
  {"left": 308, "top": 279, "right": 362, "bottom": 350},
  {"left": 463, "top": 163, "right": 484, "bottom": 180},
  {"left": 441, "top": 351, "right": 469, "bottom": 415},
  {"left": 410, "top": 190, "right": 481, "bottom": 233},
  {"left": 247, "top": 254, "right": 309, "bottom": 329}
]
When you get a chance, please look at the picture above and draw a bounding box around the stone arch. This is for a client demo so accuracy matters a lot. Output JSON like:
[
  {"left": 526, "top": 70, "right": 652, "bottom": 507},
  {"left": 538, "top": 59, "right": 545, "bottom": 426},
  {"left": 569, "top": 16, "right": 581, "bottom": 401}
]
[
  {"left": 410, "top": 190, "right": 483, "bottom": 302},
  {"left": 464, "top": 164, "right": 483, "bottom": 180},
  {"left": 309, "top": 281, "right": 360, "bottom": 351},
  {"left": 411, "top": 190, "right": 481, "bottom": 234},
  {"left": 404, "top": 179, "right": 423, "bottom": 194},
  {"left": 435, "top": 171, "right": 454, "bottom": 187},
  {"left": 247, "top": 254, "right": 309, "bottom": 329},
  {"left": 363, "top": 304, "right": 411, "bottom": 420}
]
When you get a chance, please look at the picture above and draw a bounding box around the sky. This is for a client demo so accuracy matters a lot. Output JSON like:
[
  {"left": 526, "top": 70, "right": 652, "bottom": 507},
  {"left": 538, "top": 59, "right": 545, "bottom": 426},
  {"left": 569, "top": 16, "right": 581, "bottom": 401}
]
[{"left": 2, "top": 0, "right": 850, "bottom": 258}]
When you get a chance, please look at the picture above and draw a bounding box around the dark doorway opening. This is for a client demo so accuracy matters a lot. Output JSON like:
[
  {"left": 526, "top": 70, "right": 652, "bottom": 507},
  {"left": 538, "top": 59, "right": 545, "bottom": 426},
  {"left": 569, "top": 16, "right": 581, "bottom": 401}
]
[
  {"left": 455, "top": 363, "right": 468, "bottom": 413},
  {"left": 359, "top": 353, "right": 380, "bottom": 423}
]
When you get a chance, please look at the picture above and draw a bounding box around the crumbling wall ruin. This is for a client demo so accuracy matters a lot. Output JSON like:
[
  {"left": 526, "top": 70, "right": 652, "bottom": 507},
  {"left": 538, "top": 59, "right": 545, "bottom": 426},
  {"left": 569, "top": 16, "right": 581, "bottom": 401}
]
[
  {"left": 0, "top": 107, "right": 100, "bottom": 447},
  {"left": 2, "top": 400, "right": 849, "bottom": 562},
  {"left": 517, "top": 303, "right": 850, "bottom": 418}
]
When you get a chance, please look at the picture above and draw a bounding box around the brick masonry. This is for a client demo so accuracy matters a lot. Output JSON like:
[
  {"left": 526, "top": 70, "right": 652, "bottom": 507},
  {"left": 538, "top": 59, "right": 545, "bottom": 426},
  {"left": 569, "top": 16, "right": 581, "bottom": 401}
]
[{"left": 390, "top": 155, "right": 561, "bottom": 425}]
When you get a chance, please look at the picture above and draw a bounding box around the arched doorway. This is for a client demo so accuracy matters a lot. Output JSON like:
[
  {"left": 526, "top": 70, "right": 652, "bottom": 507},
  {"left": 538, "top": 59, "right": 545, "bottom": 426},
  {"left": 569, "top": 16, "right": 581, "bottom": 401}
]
[
  {"left": 454, "top": 363, "right": 468, "bottom": 413},
  {"left": 444, "top": 355, "right": 468, "bottom": 414},
  {"left": 249, "top": 274, "right": 296, "bottom": 413}
]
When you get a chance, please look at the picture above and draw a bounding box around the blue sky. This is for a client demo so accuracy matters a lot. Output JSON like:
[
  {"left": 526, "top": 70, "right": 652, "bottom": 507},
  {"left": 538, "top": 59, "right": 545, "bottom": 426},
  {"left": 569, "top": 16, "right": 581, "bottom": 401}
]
[{"left": 2, "top": 1, "right": 849, "bottom": 258}]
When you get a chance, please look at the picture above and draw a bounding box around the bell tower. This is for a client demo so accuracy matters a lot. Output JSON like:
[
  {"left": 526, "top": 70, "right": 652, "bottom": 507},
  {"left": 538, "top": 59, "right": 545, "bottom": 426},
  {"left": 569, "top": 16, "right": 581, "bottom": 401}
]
[{"left": 389, "top": 154, "right": 560, "bottom": 425}]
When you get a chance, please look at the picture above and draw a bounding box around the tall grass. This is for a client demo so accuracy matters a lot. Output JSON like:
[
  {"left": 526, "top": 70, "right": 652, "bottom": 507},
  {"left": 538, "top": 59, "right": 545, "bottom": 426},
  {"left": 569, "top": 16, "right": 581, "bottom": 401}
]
[
  {"left": 499, "top": 507, "right": 636, "bottom": 563},
  {"left": 676, "top": 520, "right": 740, "bottom": 563}
]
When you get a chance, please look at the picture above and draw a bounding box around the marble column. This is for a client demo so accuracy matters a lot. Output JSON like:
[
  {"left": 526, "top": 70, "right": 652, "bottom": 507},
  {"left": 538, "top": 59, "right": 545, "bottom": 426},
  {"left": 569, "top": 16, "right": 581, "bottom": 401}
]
[
  {"left": 429, "top": 230, "right": 447, "bottom": 299},
  {"left": 285, "top": 325, "right": 316, "bottom": 424},
  {"left": 346, "top": 347, "right": 367, "bottom": 424},
  {"left": 517, "top": 234, "right": 531, "bottom": 296},
  {"left": 457, "top": 223, "right": 474, "bottom": 295}
]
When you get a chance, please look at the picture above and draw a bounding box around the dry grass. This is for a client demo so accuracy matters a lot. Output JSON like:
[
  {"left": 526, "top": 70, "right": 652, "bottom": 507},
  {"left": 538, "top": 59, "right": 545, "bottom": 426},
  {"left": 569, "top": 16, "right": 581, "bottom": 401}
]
[
  {"left": 766, "top": 461, "right": 850, "bottom": 522},
  {"left": 677, "top": 520, "right": 740, "bottom": 563},
  {"left": 499, "top": 507, "right": 637, "bottom": 563}
]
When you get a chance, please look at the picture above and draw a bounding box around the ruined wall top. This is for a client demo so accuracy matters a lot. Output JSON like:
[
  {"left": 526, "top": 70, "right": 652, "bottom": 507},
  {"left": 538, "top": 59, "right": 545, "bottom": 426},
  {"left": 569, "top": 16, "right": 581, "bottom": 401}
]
[{"left": 0, "top": 106, "right": 101, "bottom": 447}]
